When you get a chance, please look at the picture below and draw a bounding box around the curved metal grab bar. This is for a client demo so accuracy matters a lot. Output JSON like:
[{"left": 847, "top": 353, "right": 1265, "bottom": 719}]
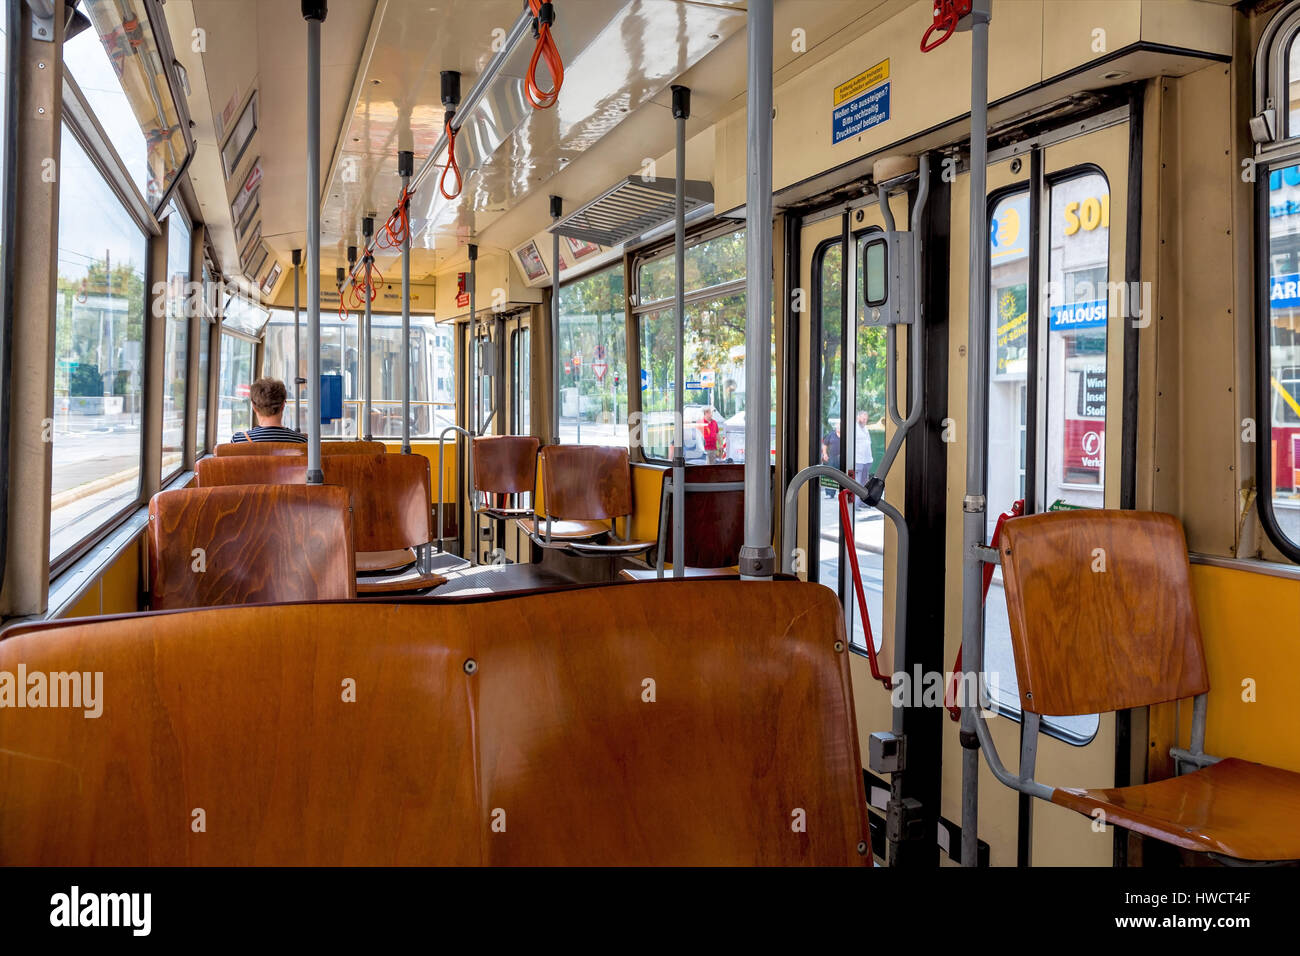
[
  {"left": 782, "top": 464, "right": 908, "bottom": 735},
  {"left": 436, "top": 425, "right": 475, "bottom": 559}
]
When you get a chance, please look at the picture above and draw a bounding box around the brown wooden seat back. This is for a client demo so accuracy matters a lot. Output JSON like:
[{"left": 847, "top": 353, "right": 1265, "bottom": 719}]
[
  {"left": 0, "top": 604, "right": 476, "bottom": 865},
  {"left": 322, "top": 440, "right": 388, "bottom": 455},
  {"left": 998, "top": 510, "right": 1209, "bottom": 716},
  {"left": 658, "top": 463, "right": 747, "bottom": 569},
  {"left": 147, "top": 485, "right": 356, "bottom": 610},
  {"left": 539, "top": 444, "right": 632, "bottom": 521},
  {"left": 321, "top": 453, "right": 431, "bottom": 552},
  {"left": 473, "top": 435, "right": 540, "bottom": 495},
  {"left": 196, "top": 455, "right": 307, "bottom": 487},
  {"left": 215, "top": 440, "right": 386, "bottom": 457},
  {"left": 214, "top": 441, "right": 307, "bottom": 456},
  {"left": 0, "top": 580, "right": 868, "bottom": 865}
]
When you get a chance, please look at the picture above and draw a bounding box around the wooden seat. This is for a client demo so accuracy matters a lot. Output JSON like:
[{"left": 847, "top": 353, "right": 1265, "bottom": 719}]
[
  {"left": 1051, "top": 758, "right": 1300, "bottom": 861},
  {"left": 472, "top": 434, "right": 539, "bottom": 520},
  {"left": 214, "top": 440, "right": 309, "bottom": 456},
  {"left": 147, "top": 485, "right": 356, "bottom": 610},
  {"left": 195, "top": 455, "right": 431, "bottom": 582},
  {"left": 0, "top": 580, "right": 869, "bottom": 865},
  {"left": 321, "top": 453, "right": 445, "bottom": 593},
  {"left": 214, "top": 440, "right": 386, "bottom": 457},
  {"left": 995, "top": 509, "right": 1300, "bottom": 861},
  {"left": 196, "top": 454, "right": 307, "bottom": 487},
  {"left": 518, "top": 445, "right": 654, "bottom": 557}
]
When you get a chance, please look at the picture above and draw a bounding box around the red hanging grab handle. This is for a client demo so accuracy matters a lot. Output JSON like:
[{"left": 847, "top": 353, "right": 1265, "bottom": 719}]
[
  {"left": 526, "top": 0, "right": 564, "bottom": 109},
  {"left": 839, "top": 488, "right": 892, "bottom": 690},
  {"left": 439, "top": 119, "right": 463, "bottom": 200},
  {"left": 920, "top": 0, "right": 972, "bottom": 53},
  {"left": 376, "top": 187, "right": 411, "bottom": 250},
  {"left": 944, "top": 498, "right": 1024, "bottom": 721}
]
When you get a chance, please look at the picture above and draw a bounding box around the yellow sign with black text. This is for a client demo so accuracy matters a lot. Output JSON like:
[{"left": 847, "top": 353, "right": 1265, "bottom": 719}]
[{"left": 833, "top": 59, "right": 889, "bottom": 107}]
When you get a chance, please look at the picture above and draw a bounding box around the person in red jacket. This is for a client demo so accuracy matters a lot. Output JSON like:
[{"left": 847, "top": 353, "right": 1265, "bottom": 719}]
[{"left": 697, "top": 406, "right": 720, "bottom": 464}]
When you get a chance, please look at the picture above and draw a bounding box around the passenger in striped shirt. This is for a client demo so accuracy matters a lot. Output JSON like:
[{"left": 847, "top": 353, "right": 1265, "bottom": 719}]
[{"left": 231, "top": 378, "right": 307, "bottom": 444}]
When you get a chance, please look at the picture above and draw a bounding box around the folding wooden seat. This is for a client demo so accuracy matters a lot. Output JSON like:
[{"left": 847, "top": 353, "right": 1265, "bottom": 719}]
[
  {"left": 147, "top": 485, "right": 356, "bottom": 610},
  {"left": 470, "top": 435, "right": 539, "bottom": 560},
  {"left": 619, "top": 463, "right": 747, "bottom": 580},
  {"left": 321, "top": 453, "right": 446, "bottom": 592},
  {"left": 986, "top": 509, "right": 1300, "bottom": 862},
  {"left": 515, "top": 444, "right": 655, "bottom": 557},
  {"left": 0, "top": 580, "right": 869, "bottom": 865}
]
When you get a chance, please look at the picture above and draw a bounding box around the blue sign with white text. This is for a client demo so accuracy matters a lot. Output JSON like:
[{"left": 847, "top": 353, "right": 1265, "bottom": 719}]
[
  {"left": 832, "top": 82, "right": 891, "bottom": 145},
  {"left": 1048, "top": 299, "right": 1108, "bottom": 331},
  {"left": 1271, "top": 272, "right": 1300, "bottom": 309}
]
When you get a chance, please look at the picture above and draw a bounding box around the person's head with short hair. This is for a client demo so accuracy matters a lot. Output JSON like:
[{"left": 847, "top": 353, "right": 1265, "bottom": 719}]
[
  {"left": 857, "top": 410, "right": 869, "bottom": 426},
  {"left": 249, "top": 377, "right": 289, "bottom": 427},
  {"left": 702, "top": 406, "right": 714, "bottom": 422}
]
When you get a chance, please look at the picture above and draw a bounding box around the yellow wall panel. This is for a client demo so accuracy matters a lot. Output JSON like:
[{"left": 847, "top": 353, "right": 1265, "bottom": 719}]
[{"left": 1149, "top": 565, "right": 1300, "bottom": 774}]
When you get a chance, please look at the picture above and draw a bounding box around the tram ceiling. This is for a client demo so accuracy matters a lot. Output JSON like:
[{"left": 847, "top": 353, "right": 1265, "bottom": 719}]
[{"left": 176, "top": 0, "right": 903, "bottom": 279}]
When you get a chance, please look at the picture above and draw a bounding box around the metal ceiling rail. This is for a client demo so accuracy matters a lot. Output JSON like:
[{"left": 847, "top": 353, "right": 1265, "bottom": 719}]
[
  {"left": 347, "top": 8, "right": 535, "bottom": 284},
  {"left": 549, "top": 176, "right": 713, "bottom": 248}
]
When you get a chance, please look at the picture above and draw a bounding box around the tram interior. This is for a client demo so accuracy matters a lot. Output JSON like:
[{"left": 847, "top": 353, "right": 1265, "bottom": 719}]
[{"left": 0, "top": 0, "right": 1298, "bottom": 876}]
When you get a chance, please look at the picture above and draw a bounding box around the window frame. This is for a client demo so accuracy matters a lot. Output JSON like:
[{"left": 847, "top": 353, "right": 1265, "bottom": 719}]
[
  {"left": 1255, "top": 3, "right": 1300, "bottom": 562},
  {"left": 48, "top": 111, "right": 158, "bottom": 575},
  {"left": 630, "top": 222, "right": 747, "bottom": 465},
  {"left": 0, "top": 0, "right": 19, "bottom": 594},
  {"left": 555, "top": 260, "right": 628, "bottom": 448},
  {"left": 160, "top": 199, "right": 192, "bottom": 483}
]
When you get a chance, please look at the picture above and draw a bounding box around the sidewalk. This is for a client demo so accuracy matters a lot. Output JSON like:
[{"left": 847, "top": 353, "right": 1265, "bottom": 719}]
[{"left": 816, "top": 494, "right": 886, "bottom": 554}]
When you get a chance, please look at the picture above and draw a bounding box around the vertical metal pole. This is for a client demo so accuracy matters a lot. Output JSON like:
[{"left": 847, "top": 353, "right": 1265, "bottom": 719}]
[
  {"left": 346, "top": 245, "right": 357, "bottom": 434},
  {"left": 550, "top": 196, "right": 562, "bottom": 444},
  {"left": 292, "top": 248, "right": 302, "bottom": 431},
  {"left": 468, "top": 244, "right": 478, "bottom": 436},
  {"left": 960, "top": 0, "right": 994, "bottom": 868},
  {"left": 398, "top": 149, "right": 413, "bottom": 454},
  {"left": 362, "top": 216, "right": 374, "bottom": 441},
  {"left": 467, "top": 243, "right": 478, "bottom": 560},
  {"left": 671, "top": 85, "right": 690, "bottom": 578},
  {"left": 303, "top": 0, "right": 326, "bottom": 483},
  {"left": 739, "top": 0, "right": 775, "bottom": 581}
]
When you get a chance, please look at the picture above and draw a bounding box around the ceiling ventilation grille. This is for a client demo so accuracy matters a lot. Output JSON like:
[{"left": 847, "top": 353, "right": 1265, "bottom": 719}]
[{"left": 549, "top": 177, "right": 713, "bottom": 247}]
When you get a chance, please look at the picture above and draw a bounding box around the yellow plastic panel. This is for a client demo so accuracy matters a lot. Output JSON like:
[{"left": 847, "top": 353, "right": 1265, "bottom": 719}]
[{"left": 1150, "top": 565, "right": 1300, "bottom": 775}]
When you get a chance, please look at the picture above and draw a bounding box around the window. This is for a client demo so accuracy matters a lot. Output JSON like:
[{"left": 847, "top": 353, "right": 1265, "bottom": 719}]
[
  {"left": 161, "top": 201, "right": 190, "bottom": 479},
  {"left": 193, "top": 265, "right": 216, "bottom": 453},
  {"left": 1253, "top": 6, "right": 1300, "bottom": 558},
  {"left": 216, "top": 332, "right": 254, "bottom": 443},
  {"left": 512, "top": 326, "right": 531, "bottom": 434},
  {"left": 64, "top": 1, "right": 190, "bottom": 210},
  {"left": 51, "top": 124, "right": 148, "bottom": 561},
  {"left": 634, "top": 230, "right": 755, "bottom": 461},
  {"left": 812, "top": 234, "right": 888, "bottom": 655},
  {"left": 261, "top": 310, "right": 455, "bottom": 438},
  {"left": 1264, "top": 163, "right": 1300, "bottom": 550},
  {"left": 981, "top": 176, "right": 1104, "bottom": 745},
  {"left": 1045, "top": 172, "right": 1109, "bottom": 502},
  {"left": 557, "top": 264, "right": 627, "bottom": 446}
]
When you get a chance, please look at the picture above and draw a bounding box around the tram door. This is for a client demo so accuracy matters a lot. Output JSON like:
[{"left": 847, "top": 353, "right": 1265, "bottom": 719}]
[
  {"left": 943, "top": 118, "right": 1132, "bottom": 866},
  {"left": 797, "top": 192, "right": 910, "bottom": 767},
  {"left": 503, "top": 309, "right": 532, "bottom": 562}
]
